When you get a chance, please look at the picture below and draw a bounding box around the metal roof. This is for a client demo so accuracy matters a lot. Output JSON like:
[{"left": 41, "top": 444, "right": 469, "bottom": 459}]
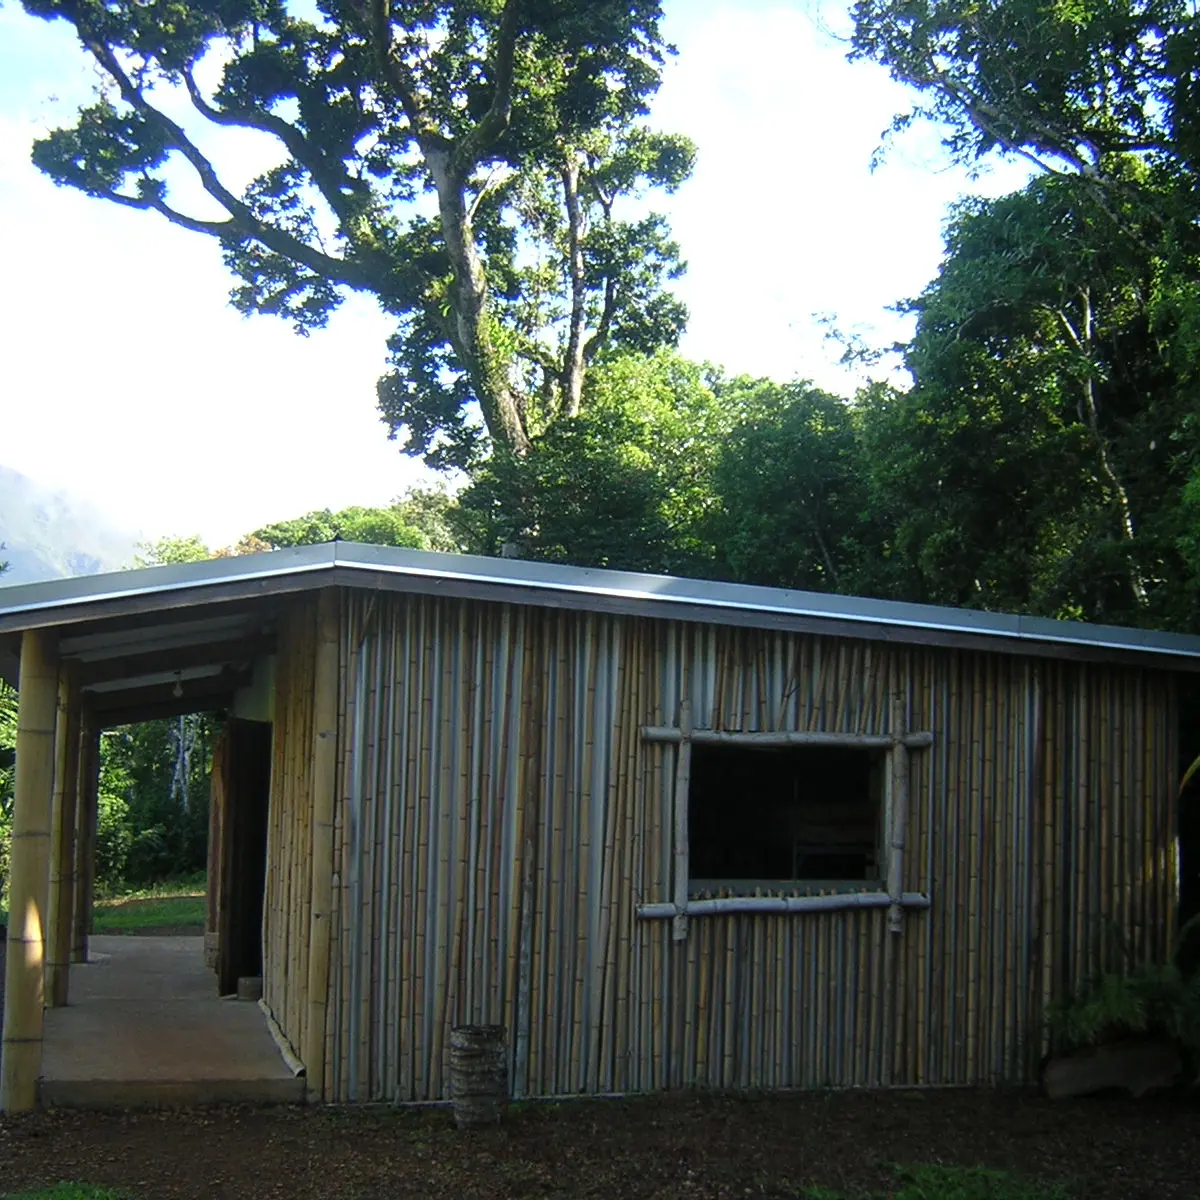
[{"left": 2, "top": 542, "right": 1199, "bottom": 682}]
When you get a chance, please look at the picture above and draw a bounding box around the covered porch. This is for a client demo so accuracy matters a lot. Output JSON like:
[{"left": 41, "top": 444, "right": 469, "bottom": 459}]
[
  {"left": 0, "top": 549, "right": 342, "bottom": 1111},
  {"left": 40, "top": 934, "right": 304, "bottom": 1107}
]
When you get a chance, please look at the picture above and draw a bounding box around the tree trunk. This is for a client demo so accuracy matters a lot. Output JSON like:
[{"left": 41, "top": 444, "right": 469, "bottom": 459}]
[
  {"left": 427, "top": 146, "right": 532, "bottom": 456},
  {"left": 1055, "top": 293, "right": 1146, "bottom": 604},
  {"left": 561, "top": 155, "right": 587, "bottom": 419}
]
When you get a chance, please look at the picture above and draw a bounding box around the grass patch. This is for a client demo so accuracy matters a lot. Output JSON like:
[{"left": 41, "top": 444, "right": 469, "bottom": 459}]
[
  {"left": 93, "top": 893, "right": 205, "bottom": 932},
  {"left": 804, "top": 1165, "right": 1073, "bottom": 1200},
  {"left": 95, "top": 871, "right": 206, "bottom": 903},
  {"left": 3, "top": 1187, "right": 131, "bottom": 1200}
]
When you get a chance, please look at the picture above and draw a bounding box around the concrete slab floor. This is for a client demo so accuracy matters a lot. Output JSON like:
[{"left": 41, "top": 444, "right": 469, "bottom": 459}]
[{"left": 40, "top": 936, "right": 305, "bottom": 1108}]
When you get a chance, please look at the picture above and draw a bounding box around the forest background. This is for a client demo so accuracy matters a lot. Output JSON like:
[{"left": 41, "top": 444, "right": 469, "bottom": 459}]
[{"left": 3, "top": 0, "right": 1199, "bottom": 900}]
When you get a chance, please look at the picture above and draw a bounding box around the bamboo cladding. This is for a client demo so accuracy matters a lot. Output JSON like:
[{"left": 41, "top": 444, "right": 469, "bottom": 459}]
[
  {"left": 305, "top": 591, "right": 1177, "bottom": 1102},
  {"left": 262, "top": 596, "right": 320, "bottom": 1063}
]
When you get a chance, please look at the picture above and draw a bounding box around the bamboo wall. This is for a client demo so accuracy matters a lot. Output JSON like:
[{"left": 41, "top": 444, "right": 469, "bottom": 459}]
[
  {"left": 308, "top": 590, "right": 1177, "bottom": 1101},
  {"left": 262, "top": 596, "right": 319, "bottom": 1061}
]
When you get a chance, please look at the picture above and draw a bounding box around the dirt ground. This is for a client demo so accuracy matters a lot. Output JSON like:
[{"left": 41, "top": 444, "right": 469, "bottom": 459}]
[
  {"left": 1, "top": 1089, "right": 1199, "bottom": 1200},
  {"left": 2, "top": 928, "right": 1198, "bottom": 1197}
]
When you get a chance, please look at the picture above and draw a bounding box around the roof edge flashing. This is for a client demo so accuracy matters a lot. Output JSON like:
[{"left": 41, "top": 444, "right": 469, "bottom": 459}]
[{"left": 1, "top": 540, "right": 1198, "bottom": 665}]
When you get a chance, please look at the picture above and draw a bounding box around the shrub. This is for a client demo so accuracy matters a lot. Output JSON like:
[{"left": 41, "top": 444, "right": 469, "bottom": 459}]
[
  {"left": 3, "top": 1187, "right": 131, "bottom": 1200},
  {"left": 803, "top": 1165, "right": 1071, "bottom": 1200},
  {"left": 893, "top": 1165, "right": 1071, "bottom": 1199},
  {"left": 1044, "top": 916, "right": 1200, "bottom": 1058}
]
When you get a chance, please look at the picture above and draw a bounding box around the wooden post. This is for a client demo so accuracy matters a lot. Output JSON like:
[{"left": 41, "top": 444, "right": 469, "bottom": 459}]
[
  {"left": 46, "top": 671, "right": 81, "bottom": 1007},
  {"left": 305, "top": 590, "right": 340, "bottom": 1102},
  {"left": 70, "top": 719, "right": 101, "bottom": 965},
  {"left": 204, "top": 730, "right": 229, "bottom": 972},
  {"left": 1, "top": 629, "right": 60, "bottom": 1112}
]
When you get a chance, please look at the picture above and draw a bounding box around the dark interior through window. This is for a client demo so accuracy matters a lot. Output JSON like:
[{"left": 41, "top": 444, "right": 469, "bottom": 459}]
[{"left": 688, "top": 744, "right": 884, "bottom": 886}]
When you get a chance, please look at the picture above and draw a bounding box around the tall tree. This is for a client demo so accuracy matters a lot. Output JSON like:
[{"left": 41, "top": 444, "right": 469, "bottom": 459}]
[
  {"left": 849, "top": 0, "right": 1196, "bottom": 196},
  {"left": 251, "top": 498, "right": 432, "bottom": 550},
  {"left": 710, "top": 378, "right": 885, "bottom": 596},
  {"left": 860, "top": 176, "right": 1199, "bottom": 626},
  {"left": 458, "top": 352, "right": 737, "bottom": 574},
  {"left": 26, "top": 0, "right": 693, "bottom": 467}
]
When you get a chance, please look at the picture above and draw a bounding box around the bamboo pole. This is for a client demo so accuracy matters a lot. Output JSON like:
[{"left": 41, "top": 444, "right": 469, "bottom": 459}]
[
  {"left": 1, "top": 629, "right": 60, "bottom": 1113},
  {"left": 512, "top": 627, "right": 542, "bottom": 1099},
  {"left": 642, "top": 726, "right": 934, "bottom": 748},
  {"left": 46, "top": 670, "right": 81, "bottom": 1008},
  {"left": 304, "top": 589, "right": 340, "bottom": 1102},
  {"left": 70, "top": 718, "right": 100, "bottom": 965},
  {"left": 671, "top": 699, "right": 692, "bottom": 942}
]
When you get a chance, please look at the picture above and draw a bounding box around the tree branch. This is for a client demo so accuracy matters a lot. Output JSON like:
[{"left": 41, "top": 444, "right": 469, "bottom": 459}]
[
  {"left": 183, "top": 66, "right": 370, "bottom": 236},
  {"left": 360, "top": 0, "right": 447, "bottom": 149},
  {"left": 560, "top": 156, "right": 587, "bottom": 417},
  {"left": 102, "top": 181, "right": 236, "bottom": 236},
  {"left": 82, "top": 36, "right": 372, "bottom": 291},
  {"left": 183, "top": 68, "right": 307, "bottom": 158},
  {"left": 584, "top": 275, "right": 617, "bottom": 363},
  {"left": 456, "top": 0, "right": 523, "bottom": 173}
]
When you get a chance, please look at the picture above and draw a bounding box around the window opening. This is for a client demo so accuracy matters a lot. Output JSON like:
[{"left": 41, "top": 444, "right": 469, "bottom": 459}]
[{"left": 687, "top": 743, "right": 885, "bottom": 891}]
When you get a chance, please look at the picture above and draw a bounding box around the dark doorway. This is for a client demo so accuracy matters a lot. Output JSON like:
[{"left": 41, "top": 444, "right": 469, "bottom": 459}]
[{"left": 213, "top": 718, "right": 273, "bottom": 996}]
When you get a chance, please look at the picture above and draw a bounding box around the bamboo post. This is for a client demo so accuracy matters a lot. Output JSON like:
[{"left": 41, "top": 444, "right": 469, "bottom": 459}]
[
  {"left": 1, "top": 629, "right": 60, "bottom": 1112},
  {"left": 305, "top": 589, "right": 341, "bottom": 1102},
  {"left": 887, "top": 679, "right": 910, "bottom": 935},
  {"left": 512, "top": 632, "right": 545, "bottom": 1101},
  {"left": 46, "top": 670, "right": 81, "bottom": 1007},
  {"left": 70, "top": 719, "right": 100, "bottom": 965},
  {"left": 671, "top": 699, "right": 692, "bottom": 942}
]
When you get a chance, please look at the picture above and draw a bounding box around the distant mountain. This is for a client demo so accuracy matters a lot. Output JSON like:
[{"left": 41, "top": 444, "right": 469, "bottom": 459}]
[{"left": 0, "top": 465, "right": 137, "bottom": 586}]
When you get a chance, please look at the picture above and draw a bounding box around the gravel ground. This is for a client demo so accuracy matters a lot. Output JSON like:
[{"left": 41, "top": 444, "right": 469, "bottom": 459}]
[{"left": 1, "top": 1089, "right": 1199, "bottom": 1199}]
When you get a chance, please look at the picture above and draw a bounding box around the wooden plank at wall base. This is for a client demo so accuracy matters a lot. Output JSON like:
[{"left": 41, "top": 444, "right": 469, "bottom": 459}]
[
  {"left": 305, "top": 589, "right": 340, "bottom": 1101},
  {"left": 46, "top": 672, "right": 81, "bottom": 1007},
  {"left": 1, "top": 629, "right": 60, "bottom": 1113}
]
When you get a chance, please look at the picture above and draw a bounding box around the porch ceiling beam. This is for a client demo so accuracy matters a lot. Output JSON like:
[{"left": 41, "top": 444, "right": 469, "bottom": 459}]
[
  {"left": 93, "top": 692, "right": 238, "bottom": 730},
  {"left": 88, "top": 666, "right": 252, "bottom": 717},
  {"left": 72, "top": 634, "right": 274, "bottom": 686}
]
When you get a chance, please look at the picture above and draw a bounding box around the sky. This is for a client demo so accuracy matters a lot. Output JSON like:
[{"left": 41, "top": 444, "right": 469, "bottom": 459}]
[{"left": 0, "top": 1, "right": 1031, "bottom": 548}]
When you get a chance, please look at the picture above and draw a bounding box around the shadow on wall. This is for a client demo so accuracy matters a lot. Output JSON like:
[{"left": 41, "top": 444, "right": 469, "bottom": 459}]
[{"left": 1178, "top": 677, "right": 1200, "bottom": 975}]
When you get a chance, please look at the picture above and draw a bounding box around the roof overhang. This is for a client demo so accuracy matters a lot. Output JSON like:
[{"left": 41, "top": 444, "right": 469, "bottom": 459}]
[{"left": 2, "top": 543, "right": 1200, "bottom": 698}]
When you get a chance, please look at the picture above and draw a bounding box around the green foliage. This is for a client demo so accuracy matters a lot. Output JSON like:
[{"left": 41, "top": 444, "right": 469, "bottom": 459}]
[
  {"left": 892, "top": 1165, "right": 1071, "bottom": 1200},
  {"left": 1045, "top": 961, "right": 1200, "bottom": 1054},
  {"left": 710, "top": 378, "right": 883, "bottom": 595},
  {"left": 851, "top": 171, "right": 1200, "bottom": 628},
  {"left": 457, "top": 352, "right": 738, "bottom": 574},
  {"left": 134, "top": 535, "right": 211, "bottom": 566},
  {"left": 800, "top": 1166, "right": 1071, "bottom": 1200},
  {"left": 850, "top": 0, "right": 1195, "bottom": 197},
  {"left": 0, "top": 681, "right": 16, "bottom": 911},
  {"left": 96, "top": 717, "right": 214, "bottom": 893},
  {"left": 1044, "top": 915, "right": 1200, "bottom": 1058},
  {"left": 251, "top": 502, "right": 427, "bottom": 552},
  {"left": 23, "top": 0, "right": 692, "bottom": 465},
  {"left": 2, "top": 1188, "right": 132, "bottom": 1200}
]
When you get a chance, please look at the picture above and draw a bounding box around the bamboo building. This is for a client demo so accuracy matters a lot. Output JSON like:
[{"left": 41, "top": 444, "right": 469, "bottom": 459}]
[{"left": 0, "top": 543, "right": 1195, "bottom": 1109}]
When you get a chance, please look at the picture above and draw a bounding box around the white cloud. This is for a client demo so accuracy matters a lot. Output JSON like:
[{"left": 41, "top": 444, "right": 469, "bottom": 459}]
[{"left": 654, "top": 1, "right": 1031, "bottom": 389}]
